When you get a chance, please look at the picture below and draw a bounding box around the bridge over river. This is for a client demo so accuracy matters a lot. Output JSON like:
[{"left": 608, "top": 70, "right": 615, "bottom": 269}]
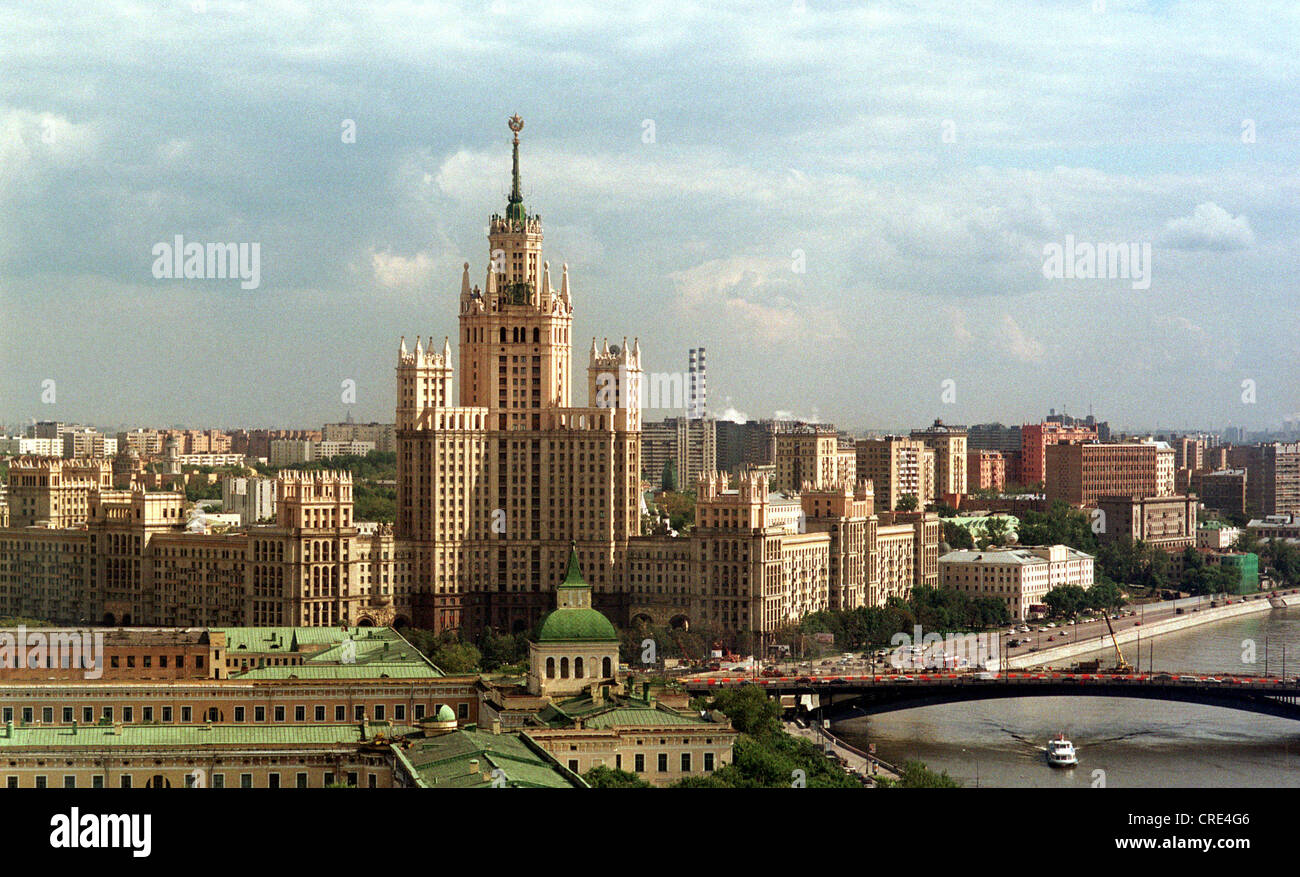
[{"left": 682, "top": 671, "right": 1300, "bottom": 721}]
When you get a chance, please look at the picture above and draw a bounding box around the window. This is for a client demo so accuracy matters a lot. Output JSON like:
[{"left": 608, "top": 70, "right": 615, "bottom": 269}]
[
  {"left": 120, "top": 775, "right": 132, "bottom": 788},
  {"left": 335, "top": 706, "right": 346, "bottom": 722},
  {"left": 458, "top": 703, "right": 468, "bottom": 719},
  {"left": 681, "top": 753, "right": 692, "bottom": 772},
  {"left": 142, "top": 707, "right": 153, "bottom": 722},
  {"left": 102, "top": 707, "right": 113, "bottom": 722},
  {"left": 240, "top": 773, "right": 252, "bottom": 789},
  {"left": 634, "top": 754, "right": 645, "bottom": 772},
  {"left": 212, "top": 774, "right": 224, "bottom": 788},
  {"left": 657, "top": 754, "right": 668, "bottom": 772},
  {"left": 92, "top": 775, "right": 104, "bottom": 788},
  {"left": 295, "top": 706, "right": 305, "bottom": 722},
  {"left": 35, "top": 776, "right": 47, "bottom": 788},
  {"left": 568, "top": 759, "right": 579, "bottom": 772},
  {"left": 234, "top": 706, "right": 245, "bottom": 723},
  {"left": 367, "top": 774, "right": 377, "bottom": 789},
  {"left": 268, "top": 773, "right": 280, "bottom": 789},
  {"left": 354, "top": 705, "right": 364, "bottom": 721},
  {"left": 160, "top": 707, "right": 171, "bottom": 723},
  {"left": 324, "top": 772, "right": 334, "bottom": 786},
  {"left": 346, "top": 772, "right": 358, "bottom": 787},
  {"left": 414, "top": 704, "right": 425, "bottom": 720},
  {"left": 374, "top": 705, "right": 385, "bottom": 721},
  {"left": 274, "top": 706, "right": 285, "bottom": 723},
  {"left": 41, "top": 707, "right": 53, "bottom": 724},
  {"left": 181, "top": 707, "right": 192, "bottom": 723},
  {"left": 123, "top": 707, "right": 133, "bottom": 723},
  {"left": 394, "top": 704, "right": 406, "bottom": 721},
  {"left": 314, "top": 706, "right": 325, "bottom": 722},
  {"left": 63, "top": 775, "right": 76, "bottom": 789},
  {"left": 62, "top": 707, "right": 73, "bottom": 723},
  {"left": 254, "top": 706, "right": 266, "bottom": 722},
  {"left": 82, "top": 707, "right": 93, "bottom": 723},
  {"left": 704, "top": 753, "right": 715, "bottom": 771}
]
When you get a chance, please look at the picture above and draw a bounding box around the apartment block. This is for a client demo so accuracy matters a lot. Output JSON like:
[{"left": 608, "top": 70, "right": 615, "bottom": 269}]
[
  {"left": 910, "top": 419, "right": 967, "bottom": 499},
  {"left": 855, "top": 436, "right": 931, "bottom": 511},
  {"left": 1095, "top": 494, "right": 1197, "bottom": 551},
  {"left": 1227, "top": 442, "right": 1300, "bottom": 517},
  {"left": 1044, "top": 441, "right": 1175, "bottom": 506},
  {"left": 1020, "top": 421, "right": 1098, "bottom": 487},
  {"left": 967, "top": 450, "right": 1007, "bottom": 492}
]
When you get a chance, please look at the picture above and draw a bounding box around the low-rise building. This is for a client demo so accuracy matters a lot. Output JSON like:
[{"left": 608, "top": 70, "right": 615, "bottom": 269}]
[{"left": 939, "top": 544, "right": 1095, "bottom": 620}]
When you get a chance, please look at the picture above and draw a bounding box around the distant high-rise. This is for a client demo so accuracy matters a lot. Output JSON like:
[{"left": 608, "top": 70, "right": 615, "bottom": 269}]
[{"left": 688, "top": 347, "right": 707, "bottom": 419}]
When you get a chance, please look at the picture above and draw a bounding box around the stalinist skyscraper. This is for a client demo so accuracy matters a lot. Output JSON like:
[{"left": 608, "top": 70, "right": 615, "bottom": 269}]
[{"left": 396, "top": 115, "right": 643, "bottom": 636}]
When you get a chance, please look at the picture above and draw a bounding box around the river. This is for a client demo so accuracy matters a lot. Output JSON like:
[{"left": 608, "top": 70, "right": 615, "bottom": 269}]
[{"left": 835, "top": 606, "right": 1300, "bottom": 787}]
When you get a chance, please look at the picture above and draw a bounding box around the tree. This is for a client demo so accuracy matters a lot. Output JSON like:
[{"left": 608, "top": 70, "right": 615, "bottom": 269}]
[
  {"left": 1043, "top": 584, "right": 1088, "bottom": 620},
  {"left": 661, "top": 459, "right": 678, "bottom": 493},
  {"left": 583, "top": 765, "right": 652, "bottom": 788},
  {"left": 979, "top": 516, "right": 1012, "bottom": 549},
  {"left": 704, "top": 685, "right": 782, "bottom": 738},
  {"left": 896, "top": 494, "right": 919, "bottom": 512},
  {"left": 1017, "top": 501, "right": 1095, "bottom": 551},
  {"left": 1086, "top": 578, "right": 1125, "bottom": 612},
  {"left": 876, "top": 760, "right": 960, "bottom": 788},
  {"left": 942, "top": 521, "right": 974, "bottom": 550},
  {"left": 429, "top": 641, "right": 481, "bottom": 674}
]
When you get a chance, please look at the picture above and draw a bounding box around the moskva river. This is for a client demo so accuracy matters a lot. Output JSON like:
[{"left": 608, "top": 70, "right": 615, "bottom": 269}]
[{"left": 836, "top": 607, "right": 1300, "bottom": 787}]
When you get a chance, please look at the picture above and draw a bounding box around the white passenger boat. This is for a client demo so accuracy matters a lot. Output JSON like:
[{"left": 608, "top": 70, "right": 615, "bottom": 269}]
[{"left": 1046, "top": 734, "right": 1078, "bottom": 767}]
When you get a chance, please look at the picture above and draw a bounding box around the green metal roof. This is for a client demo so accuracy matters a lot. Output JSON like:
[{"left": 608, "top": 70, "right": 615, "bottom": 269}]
[
  {"left": 235, "top": 663, "right": 441, "bottom": 680},
  {"left": 219, "top": 626, "right": 443, "bottom": 679},
  {"left": 581, "top": 706, "right": 709, "bottom": 730},
  {"left": 558, "top": 544, "right": 587, "bottom": 589},
  {"left": 536, "top": 608, "right": 618, "bottom": 643},
  {"left": 396, "top": 728, "right": 585, "bottom": 789},
  {"left": 0, "top": 723, "right": 415, "bottom": 748}
]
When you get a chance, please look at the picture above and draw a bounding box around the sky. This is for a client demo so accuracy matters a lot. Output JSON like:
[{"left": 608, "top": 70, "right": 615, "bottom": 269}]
[{"left": 1, "top": 0, "right": 1298, "bottom": 435}]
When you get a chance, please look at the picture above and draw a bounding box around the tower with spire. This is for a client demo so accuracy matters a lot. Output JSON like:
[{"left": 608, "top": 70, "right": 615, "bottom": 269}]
[{"left": 394, "top": 115, "right": 644, "bottom": 637}]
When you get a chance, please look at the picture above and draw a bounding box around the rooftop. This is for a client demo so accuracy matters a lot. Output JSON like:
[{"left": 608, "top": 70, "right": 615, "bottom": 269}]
[
  {"left": 394, "top": 727, "right": 585, "bottom": 789},
  {"left": 0, "top": 721, "right": 413, "bottom": 749},
  {"left": 218, "top": 626, "right": 444, "bottom": 679}
]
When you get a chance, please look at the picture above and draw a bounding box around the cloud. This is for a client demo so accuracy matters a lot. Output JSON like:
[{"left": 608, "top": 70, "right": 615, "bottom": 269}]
[
  {"left": 1159, "top": 202, "right": 1255, "bottom": 251},
  {"left": 668, "top": 257, "right": 845, "bottom": 346},
  {"left": 997, "top": 314, "right": 1045, "bottom": 363},
  {"left": 369, "top": 249, "right": 440, "bottom": 289}
]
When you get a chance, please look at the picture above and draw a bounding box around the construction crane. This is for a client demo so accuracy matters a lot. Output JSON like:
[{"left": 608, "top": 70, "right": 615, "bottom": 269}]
[{"left": 1103, "top": 613, "right": 1133, "bottom": 674}]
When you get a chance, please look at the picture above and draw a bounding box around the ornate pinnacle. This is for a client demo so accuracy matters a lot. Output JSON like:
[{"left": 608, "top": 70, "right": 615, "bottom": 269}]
[{"left": 506, "top": 114, "right": 525, "bottom": 221}]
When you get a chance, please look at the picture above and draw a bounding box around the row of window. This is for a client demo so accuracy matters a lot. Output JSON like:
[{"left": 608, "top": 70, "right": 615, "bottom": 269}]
[
  {"left": 8, "top": 771, "right": 375, "bottom": 789},
  {"left": 4, "top": 702, "right": 467, "bottom": 725}
]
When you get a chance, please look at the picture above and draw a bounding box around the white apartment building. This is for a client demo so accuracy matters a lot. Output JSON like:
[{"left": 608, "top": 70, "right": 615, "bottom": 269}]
[
  {"left": 221, "top": 476, "right": 278, "bottom": 525},
  {"left": 940, "top": 544, "right": 1095, "bottom": 620}
]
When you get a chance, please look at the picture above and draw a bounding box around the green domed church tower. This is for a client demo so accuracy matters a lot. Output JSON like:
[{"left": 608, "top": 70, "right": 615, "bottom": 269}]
[{"left": 528, "top": 544, "right": 621, "bottom": 697}]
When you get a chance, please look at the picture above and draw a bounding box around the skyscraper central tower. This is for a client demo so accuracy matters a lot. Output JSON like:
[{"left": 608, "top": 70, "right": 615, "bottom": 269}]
[{"left": 396, "top": 116, "right": 643, "bottom": 636}]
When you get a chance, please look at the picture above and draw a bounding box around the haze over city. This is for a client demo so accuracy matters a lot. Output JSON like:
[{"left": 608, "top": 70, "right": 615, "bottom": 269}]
[{"left": 2, "top": 0, "right": 1298, "bottom": 433}]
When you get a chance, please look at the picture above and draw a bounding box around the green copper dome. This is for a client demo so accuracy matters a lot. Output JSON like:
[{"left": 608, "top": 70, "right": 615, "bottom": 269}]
[
  {"left": 434, "top": 704, "right": 456, "bottom": 723},
  {"left": 535, "top": 544, "right": 618, "bottom": 643},
  {"left": 536, "top": 608, "right": 618, "bottom": 643}
]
